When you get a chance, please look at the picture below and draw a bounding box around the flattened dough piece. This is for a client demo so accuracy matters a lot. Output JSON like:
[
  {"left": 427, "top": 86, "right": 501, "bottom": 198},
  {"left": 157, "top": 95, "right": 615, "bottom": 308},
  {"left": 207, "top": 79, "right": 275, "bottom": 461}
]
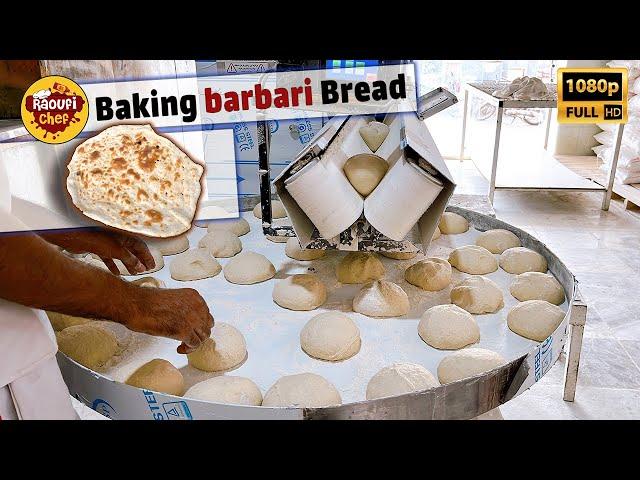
[
  {"left": 125, "top": 359, "right": 184, "bottom": 396},
  {"left": 418, "top": 304, "right": 479, "bottom": 350},
  {"left": 147, "top": 234, "right": 189, "bottom": 256},
  {"left": 499, "top": 247, "right": 547, "bottom": 274},
  {"left": 366, "top": 363, "right": 438, "bottom": 400},
  {"left": 450, "top": 276, "right": 504, "bottom": 314},
  {"left": 437, "top": 348, "right": 506, "bottom": 384},
  {"left": 253, "top": 200, "right": 287, "bottom": 219},
  {"left": 170, "top": 248, "right": 221, "bottom": 281},
  {"left": 404, "top": 257, "right": 451, "bottom": 291},
  {"left": 206, "top": 217, "right": 250, "bottom": 236},
  {"left": 130, "top": 276, "right": 165, "bottom": 288},
  {"left": 56, "top": 324, "right": 118, "bottom": 370},
  {"left": 353, "top": 280, "right": 409, "bottom": 318},
  {"left": 448, "top": 245, "right": 498, "bottom": 275},
  {"left": 510, "top": 272, "right": 565, "bottom": 305},
  {"left": 475, "top": 229, "right": 521, "bottom": 254},
  {"left": 198, "top": 230, "right": 242, "bottom": 258},
  {"left": 336, "top": 252, "right": 385, "bottom": 284},
  {"left": 262, "top": 373, "right": 341, "bottom": 408},
  {"left": 300, "top": 312, "right": 361, "bottom": 361},
  {"left": 439, "top": 212, "right": 469, "bottom": 234},
  {"left": 223, "top": 251, "right": 276, "bottom": 284},
  {"left": 507, "top": 300, "right": 565, "bottom": 341},
  {"left": 187, "top": 323, "right": 247, "bottom": 372},
  {"left": 185, "top": 376, "right": 263, "bottom": 406},
  {"left": 273, "top": 274, "right": 327, "bottom": 311},
  {"left": 285, "top": 237, "right": 326, "bottom": 261}
]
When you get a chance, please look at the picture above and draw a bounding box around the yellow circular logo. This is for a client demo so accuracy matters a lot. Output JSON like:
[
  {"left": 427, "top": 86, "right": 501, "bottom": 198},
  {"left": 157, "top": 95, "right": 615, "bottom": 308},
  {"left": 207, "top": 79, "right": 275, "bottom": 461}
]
[{"left": 21, "top": 75, "right": 89, "bottom": 144}]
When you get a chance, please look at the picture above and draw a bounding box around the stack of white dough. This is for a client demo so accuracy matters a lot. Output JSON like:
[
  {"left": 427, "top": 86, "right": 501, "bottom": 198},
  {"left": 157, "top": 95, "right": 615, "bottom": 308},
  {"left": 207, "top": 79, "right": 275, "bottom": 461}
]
[{"left": 492, "top": 76, "right": 549, "bottom": 100}]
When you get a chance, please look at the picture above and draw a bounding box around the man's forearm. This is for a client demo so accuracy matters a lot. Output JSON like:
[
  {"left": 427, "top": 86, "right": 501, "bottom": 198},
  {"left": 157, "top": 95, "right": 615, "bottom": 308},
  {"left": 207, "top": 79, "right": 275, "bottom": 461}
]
[{"left": 0, "top": 231, "right": 139, "bottom": 321}]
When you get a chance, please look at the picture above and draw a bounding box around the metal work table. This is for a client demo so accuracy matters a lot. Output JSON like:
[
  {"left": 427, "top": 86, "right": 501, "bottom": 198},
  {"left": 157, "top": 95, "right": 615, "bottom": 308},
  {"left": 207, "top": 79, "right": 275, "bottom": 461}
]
[{"left": 459, "top": 81, "right": 624, "bottom": 210}]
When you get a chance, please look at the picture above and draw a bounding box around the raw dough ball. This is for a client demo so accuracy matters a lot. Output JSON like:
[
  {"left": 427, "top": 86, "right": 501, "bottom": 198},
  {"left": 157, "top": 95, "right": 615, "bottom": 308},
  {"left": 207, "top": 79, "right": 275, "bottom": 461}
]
[
  {"left": 262, "top": 373, "right": 341, "bottom": 408},
  {"left": 285, "top": 237, "right": 326, "bottom": 261},
  {"left": 343, "top": 154, "right": 389, "bottom": 196},
  {"left": 187, "top": 323, "right": 247, "bottom": 372},
  {"left": 439, "top": 212, "right": 469, "bottom": 234},
  {"left": 475, "top": 229, "right": 521, "bottom": 254},
  {"left": 380, "top": 250, "right": 417, "bottom": 260},
  {"left": 500, "top": 247, "right": 548, "bottom": 274},
  {"left": 170, "top": 248, "right": 221, "bottom": 281},
  {"left": 437, "top": 348, "right": 507, "bottom": 384},
  {"left": 300, "top": 312, "right": 361, "bottom": 361},
  {"left": 448, "top": 245, "right": 498, "bottom": 275},
  {"left": 147, "top": 234, "right": 189, "bottom": 256},
  {"left": 206, "top": 217, "right": 250, "bottom": 236},
  {"left": 85, "top": 246, "right": 164, "bottom": 276},
  {"left": 353, "top": 280, "right": 409, "bottom": 318},
  {"left": 404, "top": 257, "right": 451, "bottom": 291},
  {"left": 418, "top": 304, "right": 480, "bottom": 350},
  {"left": 125, "top": 359, "right": 184, "bottom": 396},
  {"left": 130, "top": 276, "right": 165, "bottom": 288},
  {"left": 253, "top": 200, "right": 287, "bottom": 219},
  {"left": 273, "top": 274, "right": 327, "bottom": 311},
  {"left": 47, "top": 311, "right": 91, "bottom": 331},
  {"left": 366, "top": 363, "right": 438, "bottom": 400},
  {"left": 185, "top": 376, "right": 263, "bottom": 406},
  {"left": 336, "top": 252, "right": 385, "bottom": 284},
  {"left": 507, "top": 300, "right": 565, "bottom": 341},
  {"left": 432, "top": 226, "right": 441, "bottom": 241},
  {"left": 359, "top": 120, "right": 390, "bottom": 152},
  {"left": 266, "top": 234, "right": 289, "bottom": 243},
  {"left": 223, "top": 251, "right": 276, "bottom": 284},
  {"left": 450, "top": 276, "right": 504, "bottom": 314},
  {"left": 510, "top": 272, "right": 564, "bottom": 305},
  {"left": 56, "top": 324, "right": 118, "bottom": 370},
  {"left": 198, "top": 230, "right": 242, "bottom": 258}
]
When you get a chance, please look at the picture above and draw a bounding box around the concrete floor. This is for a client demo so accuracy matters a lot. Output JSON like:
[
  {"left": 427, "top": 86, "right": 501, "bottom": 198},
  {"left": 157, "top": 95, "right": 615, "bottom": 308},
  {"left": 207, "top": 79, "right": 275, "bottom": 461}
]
[{"left": 447, "top": 159, "right": 640, "bottom": 419}]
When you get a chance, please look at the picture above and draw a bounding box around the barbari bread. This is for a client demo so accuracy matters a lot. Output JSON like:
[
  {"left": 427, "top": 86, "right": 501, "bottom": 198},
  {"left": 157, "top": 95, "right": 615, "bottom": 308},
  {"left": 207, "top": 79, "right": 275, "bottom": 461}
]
[{"left": 67, "top": 124, "right": 204, "bottom": 237}]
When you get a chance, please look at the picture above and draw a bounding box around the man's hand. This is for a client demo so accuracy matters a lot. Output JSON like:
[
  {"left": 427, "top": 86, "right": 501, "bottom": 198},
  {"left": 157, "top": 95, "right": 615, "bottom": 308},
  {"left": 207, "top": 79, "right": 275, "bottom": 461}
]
[
  {"left": 40, "top": 229, "right": 155, "bottom": 275},
  {"left": 122, "top": 286, "right": 214, "bottom": 354}
]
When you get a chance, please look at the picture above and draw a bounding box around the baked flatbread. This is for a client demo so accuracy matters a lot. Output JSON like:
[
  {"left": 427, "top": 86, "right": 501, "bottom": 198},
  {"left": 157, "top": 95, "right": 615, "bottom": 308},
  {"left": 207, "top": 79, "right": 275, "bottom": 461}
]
[{"left": 67, "top": 124, "right": 204, "bottom": 237}]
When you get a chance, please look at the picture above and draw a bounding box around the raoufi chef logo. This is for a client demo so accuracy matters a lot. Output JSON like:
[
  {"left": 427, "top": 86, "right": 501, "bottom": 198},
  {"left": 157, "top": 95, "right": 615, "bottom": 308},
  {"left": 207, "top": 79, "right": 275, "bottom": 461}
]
[{"left": 21, "top": 75, "right": 88, "bottom": 144}]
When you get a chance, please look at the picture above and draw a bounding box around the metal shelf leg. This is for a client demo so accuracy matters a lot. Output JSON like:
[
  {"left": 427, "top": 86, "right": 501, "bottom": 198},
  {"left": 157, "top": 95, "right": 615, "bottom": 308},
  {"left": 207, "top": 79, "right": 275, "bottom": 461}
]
[
  {"left": 488, "top": 106, "right": 504, "bottom": 204},
  {"left": 602, "top": 123, "right": 625, "bottom": 211},
  {"left": 563, "top": 293, "right": 587, "bottom": 402},
  {"left": 459, "top": 89, "right": 469, "bottom": 160}
]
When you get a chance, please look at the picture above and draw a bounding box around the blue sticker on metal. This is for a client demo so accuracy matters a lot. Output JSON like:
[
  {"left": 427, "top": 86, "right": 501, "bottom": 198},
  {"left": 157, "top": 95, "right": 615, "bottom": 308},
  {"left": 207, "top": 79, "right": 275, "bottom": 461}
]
[
  {"left": 534, "top": 336, "right": 554, "bottom": 382},
  {"left": 92, "top": 398, "right": 117, "bottom": 419}
]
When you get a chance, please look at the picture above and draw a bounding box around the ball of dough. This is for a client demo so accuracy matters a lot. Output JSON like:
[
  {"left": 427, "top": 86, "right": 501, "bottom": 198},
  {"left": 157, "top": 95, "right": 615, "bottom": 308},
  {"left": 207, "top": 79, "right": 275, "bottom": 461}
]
[
  {"left": 130, "top": 276, "right": 165, "bottom": 288},
  {"left": 85, "top": 247, "right": 164, "bottom": 276},
  {"left": 404, "top": 257, "right": 451, "bottom": 291},
  {"left": 262, "top": 373, "right": 341, "bottom": 408},
  {"left": 432, "top": 226, "right": 441, "bottom": 241},
  {"left": 47, "top": 311, "right": 90, "bottom": 331},
  {"left": 507, "top": 300, "right": 565, "bottom": 342},
  {"left": 353, "top": 280, "right": 410, "bottom": 318},
  {"left": 125, "top": 359, "right": 184, "bottom": 396},
  {"left": 223, "top": 251, "right": 276, "bottom": 284},
  {"left": 450, "top": 276, "right": 504, "bottom": 314},
  {"left": 300, "top": 312, "right": 361, "bottom": 361},
  {"left": 499, "top": 247, "right": 547, "bottom": 274},
  {"left": 475, "top": 229, "right": 521, "bottom": 254},
  {"left": 336, "top": 252, "right": 385, "bottom": 284},
  {"left": 198, "top": 230, "right": 242, "bottom": 258},
  {"left": 285, "top": 237, "right": 326, "bottom": 261},
  {"left": 273, "top": 274, "right": 327, "bottom": 311},
  {"left": 343, "top": 153, "right": 389, "bottom": 196},
  {"left": 380, "top": 250, "right": 417, "bottom": 260},
  {"left": 187, "top": 323, "right": 247, "bottom": 372},
  {"left": 184, "top": 376, "right": 262, "bottom": 406},
  {"left": 418, "top": 304, "right": 480, "bottom": 350},
  {"left": 253, "top": 200, "right": 287, "bottom": 219},
  {"left": 56, "top": 324, "right": 118, "bottom": 370},
  {"left": 437, "top": 348, "right": 507, "bottom": 384},
  {"left": 510, "top": 272, "right": 564, "bottom": 305},
  {"left": 359, "top": 120, "right": 390, "bottom": 152},
  {"left": 439, "top": 212, "right": 469, "bottom": 234},
  {"left": 366, "top": 363, "right": 439, "bottom": 400},
  {"left": 266, "top": 234, "right": 289, "bottom": 243},
  {"left": 206, "top": 217, "right": 250, "bottom": 236},
  {"left": 147, "top": 234, "right": 189, "bottom": 256},
  {"left": 448, "top": 245, "right": 498, "bottom": 275},
  {"left": 170, "top": 248, "right": 222, "bottom": 281}
]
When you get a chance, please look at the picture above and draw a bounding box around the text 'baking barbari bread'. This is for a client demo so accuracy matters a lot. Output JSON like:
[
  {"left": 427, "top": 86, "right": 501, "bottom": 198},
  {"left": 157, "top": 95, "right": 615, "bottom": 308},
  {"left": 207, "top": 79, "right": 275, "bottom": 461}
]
[{"left": 67, "top": 124, "right": 204, "bottom": 237}]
